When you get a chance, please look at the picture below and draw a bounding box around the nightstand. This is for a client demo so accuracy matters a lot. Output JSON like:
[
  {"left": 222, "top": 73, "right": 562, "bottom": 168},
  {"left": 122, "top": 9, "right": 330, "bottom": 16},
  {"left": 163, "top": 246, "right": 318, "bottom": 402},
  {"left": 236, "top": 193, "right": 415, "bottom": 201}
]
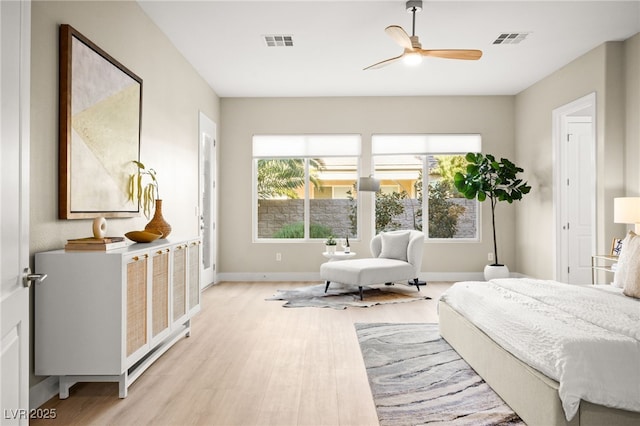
[{"left": 591, "top": 254, "right": 618, "bottom": 284}]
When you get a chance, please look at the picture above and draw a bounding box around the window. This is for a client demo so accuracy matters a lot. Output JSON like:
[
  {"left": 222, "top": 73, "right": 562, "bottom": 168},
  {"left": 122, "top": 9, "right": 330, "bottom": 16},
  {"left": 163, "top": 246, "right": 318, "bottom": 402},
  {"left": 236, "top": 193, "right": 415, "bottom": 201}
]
[
  {"left": 372, "top": 134, "right": 481, "bottom": 240},
  {"left": 253, "top": 135, "right": 360, "bottom": 241}
]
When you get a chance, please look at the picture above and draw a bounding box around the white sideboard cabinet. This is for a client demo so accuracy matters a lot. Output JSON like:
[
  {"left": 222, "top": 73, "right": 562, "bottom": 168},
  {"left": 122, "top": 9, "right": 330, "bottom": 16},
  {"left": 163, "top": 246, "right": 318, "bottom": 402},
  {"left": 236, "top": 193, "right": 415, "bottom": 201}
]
[{"left": 35, "top": 238, "right": 201, "bottom": 398}]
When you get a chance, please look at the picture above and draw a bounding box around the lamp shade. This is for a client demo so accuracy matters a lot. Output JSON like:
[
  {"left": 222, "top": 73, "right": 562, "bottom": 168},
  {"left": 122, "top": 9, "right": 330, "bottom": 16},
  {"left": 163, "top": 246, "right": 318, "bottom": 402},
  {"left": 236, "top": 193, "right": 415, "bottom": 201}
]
[
  {"left": 614, "top": 197, "right": 640, "bottom": 233},
  {"left": 358, "top": 177, "right": 380, "bottom": 192}
]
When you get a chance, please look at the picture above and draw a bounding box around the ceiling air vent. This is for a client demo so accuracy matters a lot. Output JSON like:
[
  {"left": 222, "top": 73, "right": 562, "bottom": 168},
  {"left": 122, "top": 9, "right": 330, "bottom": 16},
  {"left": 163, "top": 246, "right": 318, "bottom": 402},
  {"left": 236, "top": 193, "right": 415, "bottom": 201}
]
[
  {"left": 493, "top": 33, "right": 530, "bottom": 45},
  {"left": 263, "top": 35, "right": 294, "bottom": 47}
]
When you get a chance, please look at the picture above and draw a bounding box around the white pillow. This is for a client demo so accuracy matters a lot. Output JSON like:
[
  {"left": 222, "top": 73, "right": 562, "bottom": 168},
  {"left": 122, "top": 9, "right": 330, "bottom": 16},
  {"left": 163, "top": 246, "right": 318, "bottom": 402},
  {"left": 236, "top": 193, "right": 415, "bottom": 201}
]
[
  {"left": 613, "top": 231, "right": 636, "bottom": 288},
  {"left": 622, "top": 232, "right": 640, "bottom": 299},
  {"left": 379, "top": 231, "right": 410, "bottom": 262}
]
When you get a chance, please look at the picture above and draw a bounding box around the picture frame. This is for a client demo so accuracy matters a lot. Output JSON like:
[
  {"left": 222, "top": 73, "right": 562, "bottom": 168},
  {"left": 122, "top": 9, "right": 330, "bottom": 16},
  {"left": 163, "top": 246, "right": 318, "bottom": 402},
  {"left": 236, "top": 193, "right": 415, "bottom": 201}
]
[
  {"left": 610, "top": 237, "right": 623, "bottom": 256},
  {"left": 59, "top": 24, "right": 143, "bottom": 219}
]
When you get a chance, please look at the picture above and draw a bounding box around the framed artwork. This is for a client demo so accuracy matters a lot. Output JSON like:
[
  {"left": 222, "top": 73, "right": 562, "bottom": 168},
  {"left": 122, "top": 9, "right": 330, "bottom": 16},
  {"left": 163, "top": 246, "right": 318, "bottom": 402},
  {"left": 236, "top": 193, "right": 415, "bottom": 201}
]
[
  {"left": 59, "top": 24, "right": 142, "bottom": 219},
  {"left": 611, "top": 237, "right": 623, "bottom": 256}
]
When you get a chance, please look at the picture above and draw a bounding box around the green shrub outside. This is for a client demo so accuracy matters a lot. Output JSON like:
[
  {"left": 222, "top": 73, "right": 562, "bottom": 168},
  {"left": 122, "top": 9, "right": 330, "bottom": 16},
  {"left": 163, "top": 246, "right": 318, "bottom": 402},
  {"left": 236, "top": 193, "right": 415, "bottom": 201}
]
[{"left": 272, "top": 222, "right": 334, "bottom": 239}]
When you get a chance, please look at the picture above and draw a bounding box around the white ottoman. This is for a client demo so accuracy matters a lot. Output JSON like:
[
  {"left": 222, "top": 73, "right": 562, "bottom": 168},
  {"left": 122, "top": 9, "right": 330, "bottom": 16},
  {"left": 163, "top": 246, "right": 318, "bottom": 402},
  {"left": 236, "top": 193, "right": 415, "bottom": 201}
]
[{"left": 320, "top": 257, "right": 415, "bottom": 300}]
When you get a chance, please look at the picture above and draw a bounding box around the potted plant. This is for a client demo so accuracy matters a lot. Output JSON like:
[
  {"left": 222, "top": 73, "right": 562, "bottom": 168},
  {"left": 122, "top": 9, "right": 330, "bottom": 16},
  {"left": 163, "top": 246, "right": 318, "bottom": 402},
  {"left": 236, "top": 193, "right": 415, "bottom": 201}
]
[
  {"left": 454, "top": 153, "right": 531, "bottom": 280},
  {"left": 325, "top": 235, "right": 337, "bottom": 254},
  {"left": 128, "top": 161, "right": 171, "bottom": 238}
]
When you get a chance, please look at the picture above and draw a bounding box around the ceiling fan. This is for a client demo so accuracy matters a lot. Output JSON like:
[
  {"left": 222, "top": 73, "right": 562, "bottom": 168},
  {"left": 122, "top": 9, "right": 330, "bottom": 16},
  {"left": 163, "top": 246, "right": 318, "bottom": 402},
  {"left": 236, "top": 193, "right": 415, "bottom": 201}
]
[{"left": 364, "top": 0, "right": 483, "bottom": 70}]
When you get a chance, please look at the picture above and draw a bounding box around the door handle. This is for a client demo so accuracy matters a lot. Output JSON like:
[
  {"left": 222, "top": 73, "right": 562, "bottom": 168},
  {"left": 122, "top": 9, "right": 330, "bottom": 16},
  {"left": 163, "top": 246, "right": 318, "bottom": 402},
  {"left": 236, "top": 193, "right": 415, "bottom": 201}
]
[{"left": 23, "top": 267, "right": 47, "bottom": 288}]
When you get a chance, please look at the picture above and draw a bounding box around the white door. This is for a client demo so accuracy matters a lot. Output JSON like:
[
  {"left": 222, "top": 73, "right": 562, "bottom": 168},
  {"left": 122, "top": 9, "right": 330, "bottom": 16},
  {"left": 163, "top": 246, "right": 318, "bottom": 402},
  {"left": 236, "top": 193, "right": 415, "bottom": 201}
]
[
  {"left": 198, "top": 112, "right": 217, "bottom": 287},
  {"left": 554, "top": 93, "right": 596, "bottom": 284},
  {"left": 564, "top": 119, "right": 595, "bottom": 284},
  {"left": 1, "top": 1, "right": 32, "bottom": 424}
]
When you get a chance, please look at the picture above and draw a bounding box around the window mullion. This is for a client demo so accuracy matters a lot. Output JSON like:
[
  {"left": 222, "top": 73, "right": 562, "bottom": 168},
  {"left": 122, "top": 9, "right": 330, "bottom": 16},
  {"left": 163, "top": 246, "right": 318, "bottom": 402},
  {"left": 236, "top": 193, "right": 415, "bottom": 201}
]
[
  {"left": 423, "top": 156, "right": 429, "bottom": 238},
  {"left": 304, "top": 158, "right": 310, "bottom": 240}
]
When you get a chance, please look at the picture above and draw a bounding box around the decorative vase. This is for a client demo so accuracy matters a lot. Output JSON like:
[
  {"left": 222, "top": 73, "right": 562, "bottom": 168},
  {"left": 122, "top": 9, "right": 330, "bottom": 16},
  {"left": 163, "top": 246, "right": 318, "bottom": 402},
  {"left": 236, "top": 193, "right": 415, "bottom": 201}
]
[
  {"left": 484, "top": 264, "right": 510, "bottom": 281},
  {"left": 145, "top": 199, "right": 171, "bottom": 238}
]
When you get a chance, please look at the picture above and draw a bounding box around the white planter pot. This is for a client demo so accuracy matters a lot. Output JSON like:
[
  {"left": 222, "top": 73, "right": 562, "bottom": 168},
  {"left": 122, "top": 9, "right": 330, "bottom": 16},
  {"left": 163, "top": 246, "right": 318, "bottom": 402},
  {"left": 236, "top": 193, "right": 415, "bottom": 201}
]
[
  {"left": 484, "top": 264, "right": 510, "bottom": 281},
  {"left": 326, "top": 245, "right": 336, "bottom": 254}
]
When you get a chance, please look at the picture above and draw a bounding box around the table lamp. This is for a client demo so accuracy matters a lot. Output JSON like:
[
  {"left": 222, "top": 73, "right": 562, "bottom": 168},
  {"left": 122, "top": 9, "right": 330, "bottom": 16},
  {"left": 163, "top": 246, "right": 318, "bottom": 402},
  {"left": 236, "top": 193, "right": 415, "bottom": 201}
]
[{"left": 614, "top": 197, "right": 640, "bottom": 233}]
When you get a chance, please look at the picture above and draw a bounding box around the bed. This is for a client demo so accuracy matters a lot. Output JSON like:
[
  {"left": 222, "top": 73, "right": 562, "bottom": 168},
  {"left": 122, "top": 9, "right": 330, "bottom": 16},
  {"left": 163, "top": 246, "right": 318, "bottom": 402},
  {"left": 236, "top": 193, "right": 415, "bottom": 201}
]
[{"left": 438, "top": 278, "right": 640, "bottom": 426}]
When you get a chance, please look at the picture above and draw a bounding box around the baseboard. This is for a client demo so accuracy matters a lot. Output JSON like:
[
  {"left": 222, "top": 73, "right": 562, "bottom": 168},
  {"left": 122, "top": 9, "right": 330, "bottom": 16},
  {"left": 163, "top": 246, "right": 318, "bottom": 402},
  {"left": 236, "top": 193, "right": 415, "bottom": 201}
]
[
  {"left": 216, "top": 272, "right": 321, "bottom": 282},
  {"left": 215, "top": 271, "right": 486, "bottom": 283},
  {"left": 422, "top": 272, "right": 486, "bottom": 282},
  {"left": 510, "top": 272, "right": 529, "bottom": 278},
  {"left": 30, "top": 375, "right": 58, "bottom": 410}
]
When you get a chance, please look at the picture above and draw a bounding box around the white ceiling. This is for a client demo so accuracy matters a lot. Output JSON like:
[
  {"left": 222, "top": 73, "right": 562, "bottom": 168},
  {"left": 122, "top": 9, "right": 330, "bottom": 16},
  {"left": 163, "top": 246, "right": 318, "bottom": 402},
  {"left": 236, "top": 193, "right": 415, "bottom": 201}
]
[{"left": 137, "top": 0, "right": 640, "bottom": 97}]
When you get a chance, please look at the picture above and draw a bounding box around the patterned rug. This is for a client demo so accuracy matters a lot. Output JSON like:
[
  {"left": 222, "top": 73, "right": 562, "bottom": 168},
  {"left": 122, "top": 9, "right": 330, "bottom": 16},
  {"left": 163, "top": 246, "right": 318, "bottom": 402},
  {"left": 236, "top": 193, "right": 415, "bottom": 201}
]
[
  {"left": 356, "top": 323, "right": 524, "bottom": 425},
  {"left": 265, "top": 283, "right": 430, "bottom": 309}
]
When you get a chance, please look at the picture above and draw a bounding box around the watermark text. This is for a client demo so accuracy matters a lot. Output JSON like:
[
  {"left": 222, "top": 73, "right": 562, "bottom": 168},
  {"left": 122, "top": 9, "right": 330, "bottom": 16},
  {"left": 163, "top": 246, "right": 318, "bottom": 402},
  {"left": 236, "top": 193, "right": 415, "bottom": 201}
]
[{"left": 4, "top": 408, "right": 57, "bottom": 420}]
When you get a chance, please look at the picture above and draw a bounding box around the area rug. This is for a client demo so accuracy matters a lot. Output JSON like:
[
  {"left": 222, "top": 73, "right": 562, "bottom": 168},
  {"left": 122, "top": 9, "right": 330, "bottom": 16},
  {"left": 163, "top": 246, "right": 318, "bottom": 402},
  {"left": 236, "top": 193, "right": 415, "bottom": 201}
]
[
  {"left": 265, "top": 283, "right": 430, "bottom": 309},
  {"left": 356, "top": 323, "right": 524, "bottom": 426}
]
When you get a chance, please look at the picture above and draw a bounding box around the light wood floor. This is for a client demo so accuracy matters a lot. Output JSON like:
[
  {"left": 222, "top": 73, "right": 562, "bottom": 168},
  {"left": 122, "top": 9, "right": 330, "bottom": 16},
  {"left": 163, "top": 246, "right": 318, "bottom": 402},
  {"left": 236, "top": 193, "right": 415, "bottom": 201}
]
[{"left": 32, "top": 281, "right": 452, "bottom": 426}]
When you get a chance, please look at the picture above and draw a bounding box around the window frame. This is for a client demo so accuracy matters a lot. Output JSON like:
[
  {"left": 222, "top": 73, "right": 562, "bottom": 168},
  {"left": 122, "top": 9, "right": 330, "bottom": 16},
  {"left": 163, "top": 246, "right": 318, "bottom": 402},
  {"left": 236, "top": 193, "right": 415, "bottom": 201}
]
[
  {"left": 371, "top": 134, "right": 482, "bottom": 242},
  {"left": 252, "top": 134, "right": 362, "bottom": 243}
]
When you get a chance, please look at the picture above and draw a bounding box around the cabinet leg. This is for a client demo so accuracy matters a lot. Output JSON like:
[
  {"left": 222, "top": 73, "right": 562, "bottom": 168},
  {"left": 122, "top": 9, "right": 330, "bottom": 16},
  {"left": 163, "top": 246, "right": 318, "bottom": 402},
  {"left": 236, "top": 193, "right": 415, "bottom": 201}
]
[
  {"left": 118, "top": 375, "right": 128, "bottom": 398},
  {"left": 58, "top": 376, "right": 72, "bottom": 399}
]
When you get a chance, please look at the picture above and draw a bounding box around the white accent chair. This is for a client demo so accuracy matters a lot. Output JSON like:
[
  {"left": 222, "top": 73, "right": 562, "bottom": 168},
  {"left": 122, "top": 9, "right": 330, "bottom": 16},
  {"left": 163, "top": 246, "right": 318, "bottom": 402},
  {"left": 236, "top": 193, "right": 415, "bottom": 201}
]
[{"left": 320, "top": 230, "right": 425, "bottom": 300}]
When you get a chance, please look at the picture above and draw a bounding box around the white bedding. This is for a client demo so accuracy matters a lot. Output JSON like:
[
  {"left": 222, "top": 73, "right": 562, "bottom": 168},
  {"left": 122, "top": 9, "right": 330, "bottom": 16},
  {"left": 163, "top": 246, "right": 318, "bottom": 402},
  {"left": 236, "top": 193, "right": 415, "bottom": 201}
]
[{"left": 440, "top": 278, "right": 640, "bottom": 421}]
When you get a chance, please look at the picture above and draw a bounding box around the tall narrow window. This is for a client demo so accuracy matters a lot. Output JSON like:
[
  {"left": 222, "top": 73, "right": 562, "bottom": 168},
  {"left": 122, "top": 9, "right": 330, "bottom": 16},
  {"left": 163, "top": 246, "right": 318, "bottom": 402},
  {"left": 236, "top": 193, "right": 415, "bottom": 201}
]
[
  {"left": 253, "top": 135, "right": 361, "bottom": 241},
  {"left": 372, "top": 134, "right": 481, "bottom": 240}
]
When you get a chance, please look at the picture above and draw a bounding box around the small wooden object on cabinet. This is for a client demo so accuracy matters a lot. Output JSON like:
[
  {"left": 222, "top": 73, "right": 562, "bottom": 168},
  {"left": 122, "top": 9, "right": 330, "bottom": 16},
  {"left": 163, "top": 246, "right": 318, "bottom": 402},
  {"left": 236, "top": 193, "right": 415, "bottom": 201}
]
[{"left": 35, "top": 238, "right": 201, "bottom": 398}]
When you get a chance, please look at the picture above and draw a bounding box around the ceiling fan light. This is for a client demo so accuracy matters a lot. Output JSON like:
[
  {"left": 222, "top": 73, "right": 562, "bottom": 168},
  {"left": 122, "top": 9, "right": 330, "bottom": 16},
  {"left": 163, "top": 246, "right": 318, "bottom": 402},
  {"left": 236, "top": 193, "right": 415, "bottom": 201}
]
[{"left": 403, "top": 52, "right": 423, "bottom": 66}]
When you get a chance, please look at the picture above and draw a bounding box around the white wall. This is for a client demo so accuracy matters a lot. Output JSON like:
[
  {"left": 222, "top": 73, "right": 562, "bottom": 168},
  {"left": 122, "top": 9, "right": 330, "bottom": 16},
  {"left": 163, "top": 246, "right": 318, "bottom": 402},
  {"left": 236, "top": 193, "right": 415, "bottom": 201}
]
[
  {"left": 625, "top": 34, "right": 640, "bottom": 195},
  {"left": 29, "top": 0, "right": 219, "bottom": 388},
  {"left": 221, "top": 36, "right": 640, "bottom": 282},
  {"left": 514, "top": 41, "right": 627, "bottom": 279},
  {"left": 30, "top": 0, "right": 219, "bottom": 254},
  {"left": 219, "top": 96, "right": 515, "bottom": 279}
]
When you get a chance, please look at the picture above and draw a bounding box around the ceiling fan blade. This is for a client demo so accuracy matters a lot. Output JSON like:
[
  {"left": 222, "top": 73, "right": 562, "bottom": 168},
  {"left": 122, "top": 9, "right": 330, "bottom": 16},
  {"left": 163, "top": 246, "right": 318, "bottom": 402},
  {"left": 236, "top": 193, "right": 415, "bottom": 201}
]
[
  {"left": 363, "top": 53, "right": 405, "bottom": 70},
  {"left": 385, "top": 25, "right": 413, "bottom": 50},
  {"left": 420, "top": 49, "right": 483, "bottom": 60}
]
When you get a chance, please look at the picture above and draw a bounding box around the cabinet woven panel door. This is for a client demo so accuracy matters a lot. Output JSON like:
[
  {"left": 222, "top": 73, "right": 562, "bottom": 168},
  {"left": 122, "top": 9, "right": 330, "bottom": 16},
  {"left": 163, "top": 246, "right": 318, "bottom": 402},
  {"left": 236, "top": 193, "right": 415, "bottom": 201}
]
[
  {"left": 152, "top": 251, "right": 170, "bottom": 337},
  {"left": 172, "top": 246, "right": 187, "bottom": 321},
  {"left": 127, "top": 258, "right": 148, "bottom": 357}
]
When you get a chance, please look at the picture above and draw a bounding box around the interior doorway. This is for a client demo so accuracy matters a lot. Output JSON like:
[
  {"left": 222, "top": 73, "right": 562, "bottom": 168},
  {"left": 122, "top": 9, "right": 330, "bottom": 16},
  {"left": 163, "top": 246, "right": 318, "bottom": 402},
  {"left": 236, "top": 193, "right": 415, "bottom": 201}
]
[
  {"left": 199, "top": 112, "right": 217, "bottom": 288},
  {"left": 1, "top": 0, "right": 31, "bottom": 421},
  {"left": 553, "top": 93, "right": 596, "bottom": 284}
]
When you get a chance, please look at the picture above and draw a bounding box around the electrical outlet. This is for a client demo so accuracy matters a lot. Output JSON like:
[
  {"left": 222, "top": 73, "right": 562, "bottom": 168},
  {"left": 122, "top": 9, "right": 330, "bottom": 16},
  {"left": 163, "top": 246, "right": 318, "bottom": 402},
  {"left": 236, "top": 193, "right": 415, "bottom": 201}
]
[
  {"left": 276, "top": 253, "right": 282, "bottom": 261},
  {"left": 488, "top": 252, "right": 494, "bottom": 262}
]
